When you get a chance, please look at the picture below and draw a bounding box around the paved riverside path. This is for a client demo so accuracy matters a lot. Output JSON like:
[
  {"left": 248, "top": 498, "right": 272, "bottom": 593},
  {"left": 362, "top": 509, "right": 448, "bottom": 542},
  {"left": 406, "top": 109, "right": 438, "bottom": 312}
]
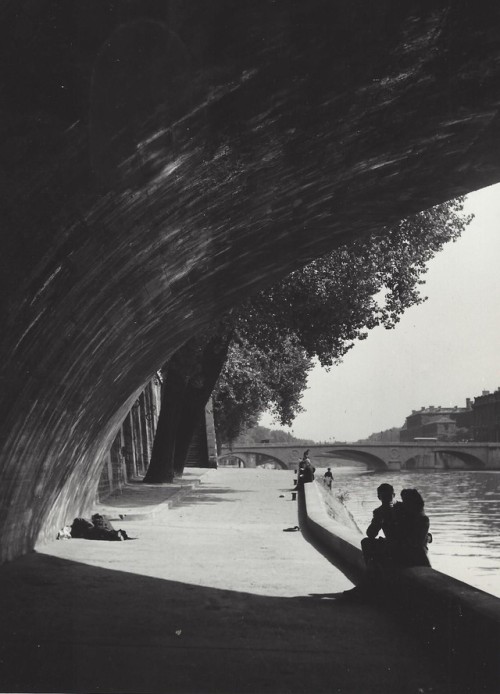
[{"left": 0, "top": 469, "right": 447, "bottom": 693}]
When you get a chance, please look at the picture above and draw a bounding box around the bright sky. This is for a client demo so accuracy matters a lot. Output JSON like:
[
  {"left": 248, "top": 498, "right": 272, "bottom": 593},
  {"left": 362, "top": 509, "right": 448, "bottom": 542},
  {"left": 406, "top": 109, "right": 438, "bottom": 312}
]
[{"left": 260, "top": 183, "right": 500, "bottom": 442}]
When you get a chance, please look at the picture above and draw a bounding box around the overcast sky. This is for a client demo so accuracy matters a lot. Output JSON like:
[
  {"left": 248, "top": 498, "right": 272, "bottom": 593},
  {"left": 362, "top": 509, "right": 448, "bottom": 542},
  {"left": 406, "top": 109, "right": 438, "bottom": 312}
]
[{"left": 260, "top": 183, "right": 500, "bottom": 442}]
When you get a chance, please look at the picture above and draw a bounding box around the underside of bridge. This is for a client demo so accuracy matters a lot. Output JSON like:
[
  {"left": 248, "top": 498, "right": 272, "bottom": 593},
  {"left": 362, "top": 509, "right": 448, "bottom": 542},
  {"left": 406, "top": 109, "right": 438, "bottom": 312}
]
[
  {"left": 324, "top": 449, "right": 389, "bottom": 471},
  {"left": 402, "top": 450, "right": 485, "bottom": 470},
  {"left": 219, "top": 453, "right": 289, "bottom": 470},
  {"left": 2, "top": 1, "right": 500, "bottom": 562}
]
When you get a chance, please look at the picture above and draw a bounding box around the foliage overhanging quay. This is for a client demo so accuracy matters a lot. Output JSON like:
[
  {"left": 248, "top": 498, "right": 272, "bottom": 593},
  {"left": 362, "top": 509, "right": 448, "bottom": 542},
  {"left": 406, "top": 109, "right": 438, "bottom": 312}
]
[{"left": 213, "top": 198, "right": 472, "bottom": 444}]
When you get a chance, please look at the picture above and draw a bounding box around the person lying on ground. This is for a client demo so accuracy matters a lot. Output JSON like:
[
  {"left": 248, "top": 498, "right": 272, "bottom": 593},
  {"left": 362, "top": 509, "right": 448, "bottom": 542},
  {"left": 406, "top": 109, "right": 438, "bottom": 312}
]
[{"left": 70, "top": 514, "right": 130, "bottom": 541}]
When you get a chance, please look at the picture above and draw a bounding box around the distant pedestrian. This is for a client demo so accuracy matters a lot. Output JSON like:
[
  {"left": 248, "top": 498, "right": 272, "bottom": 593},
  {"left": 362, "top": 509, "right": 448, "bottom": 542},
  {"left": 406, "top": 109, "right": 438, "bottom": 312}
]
[
  {"left": 298, "top": 450, "right": 315, "bottom": 486},
  {"left": 324, "top": 467, "right": 334, "bottom": 489}
]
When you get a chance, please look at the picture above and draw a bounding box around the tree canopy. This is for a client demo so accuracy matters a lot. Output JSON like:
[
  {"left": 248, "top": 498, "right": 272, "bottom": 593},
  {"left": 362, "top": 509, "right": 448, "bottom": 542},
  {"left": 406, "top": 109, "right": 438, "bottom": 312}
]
[
  {"left": 213, "top": 197, "right": 472, "bottom": 445},
  {"left": 212, "top": 333, "right": 311, "bottom": 444}
]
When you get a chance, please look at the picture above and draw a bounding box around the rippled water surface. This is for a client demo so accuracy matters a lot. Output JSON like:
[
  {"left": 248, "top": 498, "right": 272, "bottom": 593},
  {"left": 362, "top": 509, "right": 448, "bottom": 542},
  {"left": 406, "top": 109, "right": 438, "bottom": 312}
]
[{"left": 329, "top": 468, "right": 500, "bottom": 598}]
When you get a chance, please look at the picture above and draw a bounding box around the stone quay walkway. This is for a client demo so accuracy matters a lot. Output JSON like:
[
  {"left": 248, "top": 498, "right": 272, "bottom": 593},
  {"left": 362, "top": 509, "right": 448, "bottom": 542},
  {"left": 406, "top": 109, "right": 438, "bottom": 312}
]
[{"left": 0, "top": 469, "right": 448, "bottom": 693}]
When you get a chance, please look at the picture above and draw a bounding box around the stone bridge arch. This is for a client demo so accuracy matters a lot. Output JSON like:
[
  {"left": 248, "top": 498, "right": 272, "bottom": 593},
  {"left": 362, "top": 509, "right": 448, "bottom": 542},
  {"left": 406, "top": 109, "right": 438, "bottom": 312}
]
[
  {"left": 221, "top": 449, "right": 291, "bottom": 469},
  {"left": 322, "top": 448, "right": 389, "bottom": 471},
  {"left": 402, "top": 449, "right": 485, "bottom": 470},
  {"left": 435, "top": 448, "right": 486, "bottom": 470},
  {"left": 219, "top": 451, "right": 289, "bottom": 470},
  {"left": 218, "top": 454, "right": 247, "bottom": 468},
  {"left": 2, "top": 3, "right": 500, "bottom": 562},
  {"left": 254, "top": 454, "right": 290, "bottom": 470}
]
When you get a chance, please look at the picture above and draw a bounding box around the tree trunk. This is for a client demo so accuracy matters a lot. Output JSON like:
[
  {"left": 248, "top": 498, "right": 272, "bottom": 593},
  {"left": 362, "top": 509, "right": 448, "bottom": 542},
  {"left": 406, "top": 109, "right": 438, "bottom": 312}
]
[
  {"left": 144, "top": 325, "right": 233, "bottom": 483},
  {"left": 143, "top": 366, "right": 186, "bottom": 483},
  {"left": 173, "top": 332, "right": 233, "bottom": 476},
  {"left": 173, "top": 397, "right": 205, "bottom": 476}
]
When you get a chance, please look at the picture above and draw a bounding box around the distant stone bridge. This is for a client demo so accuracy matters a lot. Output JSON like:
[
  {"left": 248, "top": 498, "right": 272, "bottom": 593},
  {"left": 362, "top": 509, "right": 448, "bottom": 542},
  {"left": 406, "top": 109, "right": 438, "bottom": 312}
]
[{"left": 219, "top": 443, "right": 500, "bottom": 471}]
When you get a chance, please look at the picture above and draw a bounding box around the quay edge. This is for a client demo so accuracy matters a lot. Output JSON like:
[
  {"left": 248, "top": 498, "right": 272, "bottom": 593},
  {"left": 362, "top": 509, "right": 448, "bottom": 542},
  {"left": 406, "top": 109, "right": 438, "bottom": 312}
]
[{"left": 302, "top": 481, "right": 500, "bottom": 694}]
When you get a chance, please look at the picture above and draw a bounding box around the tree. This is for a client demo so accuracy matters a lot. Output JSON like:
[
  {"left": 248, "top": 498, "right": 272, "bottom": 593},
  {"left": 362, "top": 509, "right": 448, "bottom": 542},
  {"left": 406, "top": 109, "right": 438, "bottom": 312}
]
[
  {"left": 143, "top": 197, "right": 471, "bottom": 476},
  {"left": 213, "top": 197, "right": 472, "bottom": 444},
  {"left": 212, "top": 333, "right": 311, "bottom": 449},
  {"left": 143, "top": 321, "right": 234, "bottom": 483}
]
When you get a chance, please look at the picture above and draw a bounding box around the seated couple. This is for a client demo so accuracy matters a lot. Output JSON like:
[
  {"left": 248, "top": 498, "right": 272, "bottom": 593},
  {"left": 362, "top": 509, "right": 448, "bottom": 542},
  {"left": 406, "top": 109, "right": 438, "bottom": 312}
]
[
  {"left": 361, "top": 484, "right": 430, "bottom": 570},
  {"left": 343, "top": 483, "right": 431, "bottom": 600},
  {"left": 361, "top": 483, "right": 432, "bottom": 571}
]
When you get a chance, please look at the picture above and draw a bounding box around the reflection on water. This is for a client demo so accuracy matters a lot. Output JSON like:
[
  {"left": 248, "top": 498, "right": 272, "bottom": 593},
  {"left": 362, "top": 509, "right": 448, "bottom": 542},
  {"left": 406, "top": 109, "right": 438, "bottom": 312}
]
[{"left": 330, "top": 468, "right": 500, "bottom": 598}]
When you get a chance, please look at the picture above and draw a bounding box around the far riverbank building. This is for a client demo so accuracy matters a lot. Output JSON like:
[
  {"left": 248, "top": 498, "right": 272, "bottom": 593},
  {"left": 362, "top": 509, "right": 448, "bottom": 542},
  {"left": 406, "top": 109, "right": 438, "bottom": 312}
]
[
  {"left": 472, "top": 389, "right": 500, "bottom": 442},
  {"left": 401, "top": 389, "right": 500, "bottom": 443},
  {"left": 400, "top": 404, "right": 473, "bottom": 442}
]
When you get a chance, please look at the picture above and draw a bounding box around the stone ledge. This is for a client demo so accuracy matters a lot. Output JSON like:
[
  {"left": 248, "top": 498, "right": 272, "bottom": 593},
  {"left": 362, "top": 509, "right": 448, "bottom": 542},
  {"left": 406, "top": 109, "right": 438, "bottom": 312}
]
[
  {"left": 303, "top": 480, "right": 366, "bottom": 577},
  {"left": 302, "top": 480, "right": 500, "bottom": 692}
]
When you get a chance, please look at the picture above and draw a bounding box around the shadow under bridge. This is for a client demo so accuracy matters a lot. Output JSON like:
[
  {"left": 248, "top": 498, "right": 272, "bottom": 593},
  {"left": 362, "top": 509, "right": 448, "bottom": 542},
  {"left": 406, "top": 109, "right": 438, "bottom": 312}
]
[
  {"left": 218, "top": 451, "right": 289, "bottom": 470},
  {"left": 317, "top": 447, "right": 389, "bottom": 470}
]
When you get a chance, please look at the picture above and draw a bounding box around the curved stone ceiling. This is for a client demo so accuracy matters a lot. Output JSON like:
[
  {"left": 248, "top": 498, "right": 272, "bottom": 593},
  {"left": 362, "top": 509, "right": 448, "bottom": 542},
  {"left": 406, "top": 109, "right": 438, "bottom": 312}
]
[{"left": 1, "top": 1, "right": 500, "bottom": 561}]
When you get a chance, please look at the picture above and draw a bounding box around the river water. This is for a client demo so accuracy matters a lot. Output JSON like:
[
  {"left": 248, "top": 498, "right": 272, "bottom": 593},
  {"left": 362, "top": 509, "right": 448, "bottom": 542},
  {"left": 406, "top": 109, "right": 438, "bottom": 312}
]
[{"left": 327, "top": 467, "right": 500, "bottom": 598}]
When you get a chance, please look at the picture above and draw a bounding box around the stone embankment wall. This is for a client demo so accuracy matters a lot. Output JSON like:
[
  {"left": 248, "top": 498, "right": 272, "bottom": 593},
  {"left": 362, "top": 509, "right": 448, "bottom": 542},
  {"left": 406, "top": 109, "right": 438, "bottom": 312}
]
[
  {"left": 97, "top": 379, "right": 162, "bottom": 499},
  {"left": 303, "top": 482, "right": 500, "bottom": 693},
  {"left": 315, "top": 480, "right": 362, "bottom": 534},
  {"left": 95, "top": 381, "right": 217, "bottom": 501}
]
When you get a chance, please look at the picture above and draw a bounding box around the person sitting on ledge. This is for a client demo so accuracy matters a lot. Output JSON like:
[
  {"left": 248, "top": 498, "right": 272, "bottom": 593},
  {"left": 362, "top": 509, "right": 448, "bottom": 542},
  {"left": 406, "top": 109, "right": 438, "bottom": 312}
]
[
  {"left": 342, "top": 483, "right": 398, "bottom": 599},
  {"left": 343, "top": 484, "right": 431, "bottom": 600},
  {"left": 392, "top": 488, "right": 432, "bottom": 568},
  {"left": 297, "top": 451, "right": 315, "bottom": 487},
  {"left": 360, "top": 482, "right": 399, "bottom": 571}
]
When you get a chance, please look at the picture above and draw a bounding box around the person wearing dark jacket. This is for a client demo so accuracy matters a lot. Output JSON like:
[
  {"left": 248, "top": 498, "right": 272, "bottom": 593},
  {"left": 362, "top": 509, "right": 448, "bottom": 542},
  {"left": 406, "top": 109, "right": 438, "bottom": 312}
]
[
  {"left": 361, "top": 483, "right": 398, "bottom": 569},
  {"left": 392, "top": 488, "right": 431, "bottom": 567},
  {"left": 343, "top": 485, "right": 431, "bottom": 600},
  {"left": 297, "top": 451, "right": 315, "bottom": 486},
  {"left": 323, "top": 467, "right": 334, "bottom": 489}
]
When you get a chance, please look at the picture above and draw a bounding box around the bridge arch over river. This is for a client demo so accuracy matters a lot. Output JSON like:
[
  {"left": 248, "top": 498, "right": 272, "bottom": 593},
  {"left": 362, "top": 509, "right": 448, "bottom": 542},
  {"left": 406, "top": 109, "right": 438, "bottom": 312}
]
[
  {"left": 221, "top": 452, "right": 290, "bottom": 471},
  {"left": 3, "top": 3, "right": 500, "bottom": 562}
]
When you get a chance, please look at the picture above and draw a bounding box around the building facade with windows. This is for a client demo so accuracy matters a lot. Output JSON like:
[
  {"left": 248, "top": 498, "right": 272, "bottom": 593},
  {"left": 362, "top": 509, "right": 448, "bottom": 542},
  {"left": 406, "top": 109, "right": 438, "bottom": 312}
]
[
  {"left": 472, "top": 389, "right": 500, "bottom": 442},
  {"left": 400, "top": 403, "right": 473, "bottom": 442}
]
